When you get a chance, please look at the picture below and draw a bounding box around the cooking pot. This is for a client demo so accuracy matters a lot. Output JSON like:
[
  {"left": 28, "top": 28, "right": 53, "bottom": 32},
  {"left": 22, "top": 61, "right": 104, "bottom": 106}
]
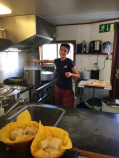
[
  {"left": 24, "top": 67, "right": 41, "bottom": 86},
  {"left": 41, "top": 71, "right": 54, "bottom": 81}
]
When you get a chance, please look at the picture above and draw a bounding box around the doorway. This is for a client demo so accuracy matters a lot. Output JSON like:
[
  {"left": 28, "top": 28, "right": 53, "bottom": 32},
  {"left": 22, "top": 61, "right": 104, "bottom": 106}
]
[{"left": 110, "top": 22, "right": 119, "bottom": 99}]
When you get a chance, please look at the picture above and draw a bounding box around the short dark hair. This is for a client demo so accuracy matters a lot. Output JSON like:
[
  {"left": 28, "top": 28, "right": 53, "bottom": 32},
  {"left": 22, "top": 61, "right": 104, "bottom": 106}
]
[{"left": 60, "top": 43, "right": 70, "bottom": 52}]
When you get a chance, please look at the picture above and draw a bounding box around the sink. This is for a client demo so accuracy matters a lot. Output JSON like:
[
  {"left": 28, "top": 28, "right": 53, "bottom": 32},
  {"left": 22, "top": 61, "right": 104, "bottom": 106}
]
[{"left": 6, "top": 104, "right": 65, "bottom": 126}]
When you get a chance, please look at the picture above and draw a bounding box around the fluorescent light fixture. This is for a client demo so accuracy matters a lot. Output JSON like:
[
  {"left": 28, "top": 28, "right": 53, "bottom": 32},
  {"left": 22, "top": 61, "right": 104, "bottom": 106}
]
[
  {"left": 3, "top": 48, "right": 21, "bottom": 52},
  {"left": 0, "top": 5, "right": 12, "bottom": 15}
]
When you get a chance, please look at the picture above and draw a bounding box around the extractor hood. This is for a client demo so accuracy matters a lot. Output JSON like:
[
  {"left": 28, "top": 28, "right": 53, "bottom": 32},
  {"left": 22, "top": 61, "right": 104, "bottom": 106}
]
[{"left": 0, "top": 15, "right": 56, "bottom": 51}]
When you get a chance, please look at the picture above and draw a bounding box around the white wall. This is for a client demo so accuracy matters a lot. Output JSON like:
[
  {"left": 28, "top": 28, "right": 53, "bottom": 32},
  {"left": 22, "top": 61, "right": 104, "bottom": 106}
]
[{"left": 56, "top": 19, "right": 119, "bottom": 102}]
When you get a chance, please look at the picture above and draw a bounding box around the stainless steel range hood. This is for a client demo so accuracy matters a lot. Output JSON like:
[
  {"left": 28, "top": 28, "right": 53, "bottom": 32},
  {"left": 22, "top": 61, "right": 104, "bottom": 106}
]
[{"left": 0, "top": 15, "right": 56, "bottom": 51}]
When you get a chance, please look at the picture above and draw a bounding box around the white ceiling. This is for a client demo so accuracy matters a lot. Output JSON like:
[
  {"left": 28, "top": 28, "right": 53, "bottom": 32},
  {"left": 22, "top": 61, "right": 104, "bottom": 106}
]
[{"left": 0, "top": 0, "right": 119, "bottom": 25}]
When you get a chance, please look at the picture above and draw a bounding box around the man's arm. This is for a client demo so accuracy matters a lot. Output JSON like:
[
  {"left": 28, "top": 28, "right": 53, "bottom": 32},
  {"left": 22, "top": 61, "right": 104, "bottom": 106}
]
[
  {"left": 30, "top": 57, "right": 54, "bottom": 64},
  {"left": 35, "top": 60, "right": 54, "bottom": 63},
  {"left": 65, "top": 66, "right": 80, "bottom": 79}
]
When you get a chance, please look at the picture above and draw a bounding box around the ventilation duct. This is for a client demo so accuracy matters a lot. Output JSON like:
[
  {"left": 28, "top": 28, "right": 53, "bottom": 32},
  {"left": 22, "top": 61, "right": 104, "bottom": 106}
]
[{"left": 0, "top": 15, "right": 56, "bottom": 51}]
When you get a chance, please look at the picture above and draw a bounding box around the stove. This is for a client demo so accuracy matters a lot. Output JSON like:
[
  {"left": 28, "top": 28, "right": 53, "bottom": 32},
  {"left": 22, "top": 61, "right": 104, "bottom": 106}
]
[
  {"left": 4, "top": 77, "right": 56, "bottom": 104},
  {"left": 30, "top": 79, "right": 55, "bottom": 104},
  {"left": 3, "top": 67, "right": 56, "bottom": 104}
]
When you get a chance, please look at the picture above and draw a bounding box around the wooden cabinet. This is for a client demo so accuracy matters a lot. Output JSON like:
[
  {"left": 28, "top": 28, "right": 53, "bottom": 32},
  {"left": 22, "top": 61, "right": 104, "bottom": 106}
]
[{"left": 0, "top": 39, "right": 12, "bottom": 52}]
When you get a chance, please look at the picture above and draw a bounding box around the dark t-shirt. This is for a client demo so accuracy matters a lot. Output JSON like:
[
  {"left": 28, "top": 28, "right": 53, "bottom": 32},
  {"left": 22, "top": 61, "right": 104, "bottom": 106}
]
[{"left": 54, "top": 58, "right": 75, "bottom": 89}]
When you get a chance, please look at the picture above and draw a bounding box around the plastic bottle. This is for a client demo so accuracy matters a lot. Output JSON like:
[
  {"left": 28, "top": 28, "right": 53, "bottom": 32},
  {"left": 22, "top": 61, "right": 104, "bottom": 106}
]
[
  {"left": 80, "top": 68, "right": 83, "bottom": 79},
  {"left": 0, "top": 65, "right": 4, "bottom": 87},
  {"left": 0, "top": 101, "right": 5, "bottom": 129},
  {"left": 91, "top": 63, "right": 99, "bottom": 80}
]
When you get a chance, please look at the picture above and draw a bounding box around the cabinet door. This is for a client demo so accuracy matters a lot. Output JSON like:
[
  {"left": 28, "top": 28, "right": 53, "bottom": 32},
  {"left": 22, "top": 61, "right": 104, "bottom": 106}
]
[{"left": 110, "top": 22, "right": 119, "bottom": 98}]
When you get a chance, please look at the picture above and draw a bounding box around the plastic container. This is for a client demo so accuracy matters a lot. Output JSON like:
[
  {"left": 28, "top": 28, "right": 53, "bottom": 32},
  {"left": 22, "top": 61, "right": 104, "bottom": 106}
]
[
  {"left": 85, "top": 98, "right": 102, "bottom": 111},
  {"left": 102, "top": 97, "right": 119, "bottom": 113},
  {"left": 103, "top": 41, "right": 111, "bottom": 53},
  {"left": 84, "top": 70, "right": 91, "bottom": 79}
]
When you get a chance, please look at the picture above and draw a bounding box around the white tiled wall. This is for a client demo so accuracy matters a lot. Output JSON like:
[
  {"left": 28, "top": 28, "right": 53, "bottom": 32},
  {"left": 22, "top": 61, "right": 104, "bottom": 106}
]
[
  {"left": 76, "top": 54, "right": 112, "bottom": 81},
  {"left": 75, "top": 54, "right": 112, "bottom": 101}
]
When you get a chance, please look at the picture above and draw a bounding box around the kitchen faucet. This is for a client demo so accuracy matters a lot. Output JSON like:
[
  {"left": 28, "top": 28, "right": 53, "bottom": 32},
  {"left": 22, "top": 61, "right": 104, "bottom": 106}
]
[{"left": 5, "top": 98, "right": 24, "bottom": 116}]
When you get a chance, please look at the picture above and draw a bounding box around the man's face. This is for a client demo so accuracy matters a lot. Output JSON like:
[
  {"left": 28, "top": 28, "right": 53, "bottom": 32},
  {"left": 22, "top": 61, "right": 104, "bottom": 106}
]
[{"left": 59, "top": 46, "right": 69, "bottom": 58}]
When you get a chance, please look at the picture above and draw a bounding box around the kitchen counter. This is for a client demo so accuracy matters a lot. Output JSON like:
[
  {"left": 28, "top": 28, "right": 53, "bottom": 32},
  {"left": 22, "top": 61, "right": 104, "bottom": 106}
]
[
  {"left": 57, "top": 107, "right": 119, "bottom": 157},
  {"left": 1, "top": 104, "right": 119, "bottom": 158}
]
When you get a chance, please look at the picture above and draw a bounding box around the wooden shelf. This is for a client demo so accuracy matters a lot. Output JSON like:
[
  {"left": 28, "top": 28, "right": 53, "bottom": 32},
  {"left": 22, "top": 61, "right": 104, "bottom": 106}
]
[{"left": 76, "top": 53, "right": 112, "bottom": 55}]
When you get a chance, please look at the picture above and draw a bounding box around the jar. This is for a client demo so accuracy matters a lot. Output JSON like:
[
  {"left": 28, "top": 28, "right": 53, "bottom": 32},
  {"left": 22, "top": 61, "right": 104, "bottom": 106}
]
[
  {"left": 91, "top": 63, "right": 99, "bottom": 80},
  {"left": 84, "top": 70, "right": 91, "bottom": 79}
]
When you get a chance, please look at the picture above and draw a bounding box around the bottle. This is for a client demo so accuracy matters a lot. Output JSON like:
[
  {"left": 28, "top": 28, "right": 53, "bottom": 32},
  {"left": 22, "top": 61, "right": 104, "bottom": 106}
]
[
  {"left": 0, "top": 65, "right": 4, "bottom": 87},
  {"left": 0, "top": 101, "right": 5, "bottom": 129},
  {"left": 82, "top": 40, "right": 87, "bottom": 53},
  {"left": 80, "top": 68, "right": 83, "bottom": 79},
  {"left": 91, "top": 63, "right": 99, "bottom": 80}
]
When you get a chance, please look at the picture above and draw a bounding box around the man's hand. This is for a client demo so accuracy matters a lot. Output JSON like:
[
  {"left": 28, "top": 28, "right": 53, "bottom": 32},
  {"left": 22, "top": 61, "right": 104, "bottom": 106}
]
[
  {"left": 65, "top": 72, "right": 72, "bottom": 78},
  {"left": 30, "top": 56, "right": 35, "bottom": 63},
  {"left": 30, "top": 56, "right": 36, "bottom": 66}
]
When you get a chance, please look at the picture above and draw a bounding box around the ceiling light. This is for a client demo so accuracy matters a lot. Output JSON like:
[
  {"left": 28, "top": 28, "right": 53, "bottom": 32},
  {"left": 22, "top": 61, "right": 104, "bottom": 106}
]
[{"left": 0, "top": 5, "right": 12, "bottom": 15}]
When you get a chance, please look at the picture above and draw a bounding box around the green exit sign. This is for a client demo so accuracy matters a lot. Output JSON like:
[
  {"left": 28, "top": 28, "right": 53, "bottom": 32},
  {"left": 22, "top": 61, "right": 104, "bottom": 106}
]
[{"left": 99, "top": 23, "right": 115, "bottom": 33}]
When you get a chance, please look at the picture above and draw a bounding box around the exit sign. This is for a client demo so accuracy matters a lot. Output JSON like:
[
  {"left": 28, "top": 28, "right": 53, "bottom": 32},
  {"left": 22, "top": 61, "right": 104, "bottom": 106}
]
[{"left": 99, "top": 23, "right": 115, "bottom": 33}]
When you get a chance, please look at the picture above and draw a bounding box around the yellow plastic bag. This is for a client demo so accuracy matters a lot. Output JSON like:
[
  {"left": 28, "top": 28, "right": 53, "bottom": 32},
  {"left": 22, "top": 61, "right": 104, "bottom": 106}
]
[
  {"left": 0, "top": 110, "right": 39, "bottom": 144},
  {"left": 31, "top": 122, "right": 72, "bottom": 158}
]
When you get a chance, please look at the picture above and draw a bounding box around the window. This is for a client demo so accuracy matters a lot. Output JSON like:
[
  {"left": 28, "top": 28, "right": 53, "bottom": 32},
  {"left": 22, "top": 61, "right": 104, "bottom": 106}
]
[
  {"left": 40, "top": 41, "right": 76, "bottom": 62},
  {"left": 0, "top": 51, "right": 18, "bottom": 79}
]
